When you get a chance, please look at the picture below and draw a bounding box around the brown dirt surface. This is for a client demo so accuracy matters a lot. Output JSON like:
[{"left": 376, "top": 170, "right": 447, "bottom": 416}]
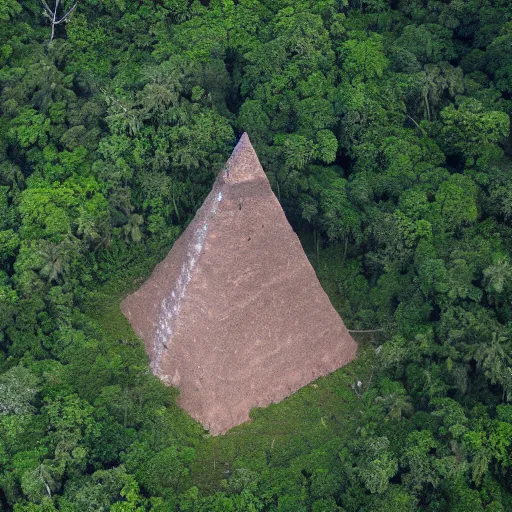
[{"left": 120, "top": 133, "right": 358, "bottom": 435}]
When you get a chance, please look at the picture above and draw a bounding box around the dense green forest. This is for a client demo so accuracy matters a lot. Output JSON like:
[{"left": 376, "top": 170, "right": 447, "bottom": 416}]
[{"left": 1, "top": 0, "right": 512, "bottom": 510}]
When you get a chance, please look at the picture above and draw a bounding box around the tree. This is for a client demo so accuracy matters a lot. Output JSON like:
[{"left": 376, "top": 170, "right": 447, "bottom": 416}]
[
  {"left": 353, "top": 435, "right": 398, "bottom": 495},
  {"left": 1, "top": 0, "right": 512, "bottom": 509},
  {"left": 37, "top": 241, "right": 73, "bottom": 284},
  {"left": 432, "top": 174, "right": 478, "bottom": 233},
  {"left": 474, "top": 333, "right": 512, "bottom": 401},
  {"left": 0, "top": 366, "right": 39, "bottom": 415},
  {"left": 40, "top": 0, "right": 79, "bottom": 42},
  {"left": 375, "top": 391, "right": 413, "bottom": 422},
  {"left": 439, "top": 99, "right": 510, "bottom": 166},
  {"left": 482, "top": 255, "right": 512, "bottom": 305},
  {"left": 400, "top": 430, "right": 440, "bottom": 498},
  {"left": 340, "top": 33, "right": 389, "bottom": 84},
  {"left": 123, "top": 214, "right": 143, "bottom": 244},
  {"left": 0, "top": 0, "right": 21, "bottom": 21},
  {"left": 417, "top": 63, "right": 463, "bottom": 121},
  {"left": 21, "top": 462, "right": 58, "bottom": 501}
]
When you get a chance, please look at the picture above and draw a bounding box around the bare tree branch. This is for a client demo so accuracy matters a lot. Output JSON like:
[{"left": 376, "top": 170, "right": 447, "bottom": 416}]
[
  {"left": 50, "top": 0, "right": 58, "bottom": 41},
  {"left": 347, "top": 329, "right": 385, "bottom": 333},
  {"left": 406, "top": 115, "right": 426, "bottom": 135},
  {"left": 40, "top": 0, "right": 53, "bottom": 16},
  {"left": 39, "top": 0, "right": 79, "bottom": 42},
  {"left": 55, "top": 1, "right": 79, "bottom": 24},
  {"left": 99, "top": 87, "right": 129, "bottom": 113}
]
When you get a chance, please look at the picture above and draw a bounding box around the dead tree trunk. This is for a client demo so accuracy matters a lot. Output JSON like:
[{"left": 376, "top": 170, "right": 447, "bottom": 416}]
[{"left": 41, "top": 0, "right": 79, "bottom": 42}]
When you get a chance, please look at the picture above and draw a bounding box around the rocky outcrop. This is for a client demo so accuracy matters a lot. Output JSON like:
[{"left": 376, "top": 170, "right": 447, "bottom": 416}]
[{"left": 121, "top": 133, "right": 358, "bottom": 434}]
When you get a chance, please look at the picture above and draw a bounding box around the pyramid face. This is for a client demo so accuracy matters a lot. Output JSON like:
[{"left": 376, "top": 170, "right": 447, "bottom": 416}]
[{"left": 121, "top": 133, "right": 357, "bottom": 434}]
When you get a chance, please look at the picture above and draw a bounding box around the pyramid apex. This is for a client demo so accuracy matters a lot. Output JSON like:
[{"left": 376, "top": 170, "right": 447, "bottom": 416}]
[
  {"left": 222, "top": 132, "right": 266, "bottom": 183},
  {"left": 239, "top": 131, "right": 250, "bottom": 144}
]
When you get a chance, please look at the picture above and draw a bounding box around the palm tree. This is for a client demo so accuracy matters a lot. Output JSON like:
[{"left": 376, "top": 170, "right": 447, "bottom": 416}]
[
  {"left": 375, "top": 392, "right": 413, "bottom": 421},
  {"left": 419, "top": 63, "right": 463, "bottom": 121},
  {"left": 123, "top": 214, "right": 143, "bottom": 244},
  {"left": 483, "top": 256, "right": 512, "bottom": 303},
  {"left": 474, "top": 332, "right": 512, "bottom": 402},
  {"left": 37, "top": 241, "right": 72, "bottom": 284},
  {"left": 470, "top": 449, "right": 490, "bottom": 487},
  {"left": 77, "top": 205, "right": 112, "bottom": 252},
  {"left": 29, "top": 462, "right": 57, "bottom": 499}
]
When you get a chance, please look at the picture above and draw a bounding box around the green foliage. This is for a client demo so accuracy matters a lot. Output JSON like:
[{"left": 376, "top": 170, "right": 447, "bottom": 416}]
[
  {"left": 1, "top": 0, "right": 512, "bottom": 509},
  {"left": 0, "top": 366, "right": 39, "bottom": 415},
  {"left": 340, "top": 33, "right": 389, "bottom": 83},
  {"left": 0, "top": 0, "right": 21, "bottom": 21},
  {"left": 440, "top": 99, "right": 510, "bottom": 165}
]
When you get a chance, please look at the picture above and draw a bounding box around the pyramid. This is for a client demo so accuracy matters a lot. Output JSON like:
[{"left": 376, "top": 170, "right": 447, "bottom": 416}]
[{"left": 121, "top": 133, "right": 357, "bottom": 434}]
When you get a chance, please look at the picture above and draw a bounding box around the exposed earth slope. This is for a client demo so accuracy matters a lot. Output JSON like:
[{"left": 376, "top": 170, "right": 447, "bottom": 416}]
[{"left": 121, "top": 133, "right": 358, "bottom": 434}]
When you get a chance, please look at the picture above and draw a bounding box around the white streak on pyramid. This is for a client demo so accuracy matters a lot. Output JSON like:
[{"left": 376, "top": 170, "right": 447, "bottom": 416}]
[{"left": 121, "top": 133, "right": 358, "bottom": 434}]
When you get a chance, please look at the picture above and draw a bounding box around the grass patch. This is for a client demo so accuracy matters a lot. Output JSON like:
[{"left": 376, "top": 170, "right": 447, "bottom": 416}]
[
  {"left": 191, "top": 344, "right": 375, "bottom": 493},
  {"left": 84, "top": 239, "right": 379, "bottom": 494},
  {"left": 82, "top": 241, "right": 173, "bottom": 342}
]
